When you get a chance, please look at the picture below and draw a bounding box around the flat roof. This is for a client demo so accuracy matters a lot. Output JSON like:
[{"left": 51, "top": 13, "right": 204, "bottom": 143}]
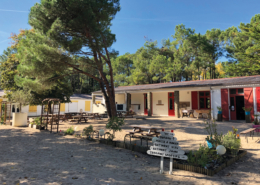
[
  {"left": 71, "top": 94, "right": 102, "bottom": 100},
  {"left": 94, "top": 75, "right": 260, "bottom": 93}
]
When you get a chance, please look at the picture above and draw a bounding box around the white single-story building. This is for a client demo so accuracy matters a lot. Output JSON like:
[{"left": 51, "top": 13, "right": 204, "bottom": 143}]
[
  {"left": 0, "top": 93, "right": 102, "bottom": 117},
  {"left": 92, "top": 75, "right": 260, "bottom": 121}
]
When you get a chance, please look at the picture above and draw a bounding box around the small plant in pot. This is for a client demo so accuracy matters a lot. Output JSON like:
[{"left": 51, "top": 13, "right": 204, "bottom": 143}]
[
  {"left": 33, "top": 117, "right": 41, "bottom": 129},
  {"left": 242, "top": 107, "right": 252, "bottom": 115},
  {"left": 204, "top": 120, "right": 223, "bottom": 149},
  {"left": 217, "top": 106, "right": 222, "bottom": 114}
]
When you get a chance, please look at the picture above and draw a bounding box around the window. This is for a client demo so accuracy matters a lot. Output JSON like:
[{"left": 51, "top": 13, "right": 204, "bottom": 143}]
[
  {"left": 117, "top": 104, "right": 123, "bottom": 110},
  {"left": 230, "top": 89, "right": 236, "bottom": 94},
  {"left": 238, "top": 89, "right": 244, "bottom": 94},
  {"left": 199, "top": 91, "right": 210, "bottom": 109}
]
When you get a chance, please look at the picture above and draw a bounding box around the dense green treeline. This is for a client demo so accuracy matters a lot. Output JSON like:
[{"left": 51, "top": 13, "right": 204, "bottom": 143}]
[{"left": 110, "top": 15, "right": 260, "bottom": 87}]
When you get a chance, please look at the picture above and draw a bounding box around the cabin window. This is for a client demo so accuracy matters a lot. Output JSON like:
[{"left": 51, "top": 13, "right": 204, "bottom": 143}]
[{"left": 199, "top": 91, "right": 211, "bottom": 109}]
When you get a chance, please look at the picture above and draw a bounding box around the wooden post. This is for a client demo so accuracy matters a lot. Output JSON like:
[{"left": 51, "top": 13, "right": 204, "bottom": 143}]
[
  {"left": 126, "top": 93, "right": 131, "bottom": 112},
  {"left": 174, "top": 91, "right": 180, "bottom": 118},
  {"left": 147, "top": 92, "right": 152, "bottom": 117},
  {"left": 169, "top": 157, "right": 173, "bottom": 175},
  {"left": 57, "top": 101, "right": 60, "bottom": 133},
  {"left": 160, "top": 156, "right": 164, "bottom": 174}
]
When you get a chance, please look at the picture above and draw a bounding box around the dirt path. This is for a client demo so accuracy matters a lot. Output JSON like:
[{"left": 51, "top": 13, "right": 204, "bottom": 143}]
[{"left": 0, "top": 117, "right": 259, "bottom": 184}]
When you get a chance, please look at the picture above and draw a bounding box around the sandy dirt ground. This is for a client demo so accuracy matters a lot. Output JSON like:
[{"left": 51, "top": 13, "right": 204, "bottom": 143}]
[{"left": 0, "top": 117, "right": 259, "bottom": 185}]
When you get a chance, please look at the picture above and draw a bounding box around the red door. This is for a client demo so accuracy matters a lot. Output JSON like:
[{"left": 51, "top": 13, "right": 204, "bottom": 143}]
[
  {"left": 191, "top": 91, "right": 198, "bottom": 109},
  {"left": 230, "top": 96, "right": 236, "bottom": 120},
  {"left": 244, "top": 88, "right": 254, "bottom": 121},
  {"left": 144, "top": 93, "right": 148, "bottom": 115},
  {"left": 256, "top": 87, "right": 260, "bottom": 112},
  {"left": 168, "top": 92, "right": 175, "bottom": 116},
  {"left": 221, "top": 89, "right": 229, "bottom": 121}
]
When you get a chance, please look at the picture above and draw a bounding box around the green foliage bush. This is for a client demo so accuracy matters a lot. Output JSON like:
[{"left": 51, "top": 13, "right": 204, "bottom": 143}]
[
  {"left": 187, "top": 144, "right": 222, "bottom": 168},
  {"left": 65, "top": 127, "right": 74, "bottom": 135},
  {"left": 82, "top": 125, "right": 94, "bottom": 137},
  {"left": 33, "top": 117, "right": 41, "bottom": 126},
  {"left": 106, "top": 117, "right": 124, "bottom": 140},
  {"left": 222, "top": 131, "right": 241, "bottom": 155}
]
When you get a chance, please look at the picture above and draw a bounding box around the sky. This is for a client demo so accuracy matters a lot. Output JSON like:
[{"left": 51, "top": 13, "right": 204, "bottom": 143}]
[{"left": 0, "top": 0, "right": 260, "bottom": 60}]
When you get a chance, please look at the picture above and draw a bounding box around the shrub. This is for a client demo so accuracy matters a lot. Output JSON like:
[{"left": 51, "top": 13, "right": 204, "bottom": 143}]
[
  {"left": 65, "top": 127, "right": 74, "bottom": 135},
  {"left": 82, "top": 125, "right": 94, "bottom": 137},
  {"left": 217, "top": 106, "right": 222, "bottom": 111},
  {"left": 222, "top": 131, "right": 241, "bottom": 155},
  {"left": 187, "top": 144, "right": 221, "bottom": 168},
  {"left": 204, "top": 120, "right": 223, "bottom": 148},
  {"left": 242, "top": 107, "right": 252, "bottom": 112},
  {"left": 106, "top": 117, "right": 124, "bottom": 140},
  {"left": 33, "top": 117, "right": 41, "bottom": 126}
]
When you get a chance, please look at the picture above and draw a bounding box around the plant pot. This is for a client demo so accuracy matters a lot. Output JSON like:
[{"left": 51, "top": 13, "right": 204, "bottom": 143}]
[
  {"left": 39, "top": 126, "right": 45, "bottom": 130},
  {"left": 206, "top": 140, "right": 213, "bottom": 149},
  {"left": 245, "top": 111, "right": 250, "bottom": 115},
  {"left": 33, "top": 125, "right": 39, "bottom": 129},
  {"left": 218, "top": 111, "right": 222, "bottom": 114},
  {"left": 253, "top": 125, "right": 260, "bottom": 132},
  {"left": 28, "top": 124, "right": 33, "bottom": 128}
]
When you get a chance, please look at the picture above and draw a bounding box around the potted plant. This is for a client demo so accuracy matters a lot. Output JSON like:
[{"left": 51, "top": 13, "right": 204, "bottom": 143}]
[
  {"left": 217, "top": 106, "right": 222, "bottom": 114},
  {"left": 204, "top": 120, "right": 223, "bottom": 149},
  {"left": 32, "top": 117, "right": 41, "bottom": 129},
  {"left": 243, "top": 107, "right": 252, "bottom": 115},
  {"left": 253, "top": 114, "right": 260, "bottom": 132}
]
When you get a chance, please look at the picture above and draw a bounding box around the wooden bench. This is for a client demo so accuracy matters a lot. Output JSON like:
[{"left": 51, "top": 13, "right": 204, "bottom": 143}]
[{"left": 240, "top": 128, "right": 256, "bottom": 142}]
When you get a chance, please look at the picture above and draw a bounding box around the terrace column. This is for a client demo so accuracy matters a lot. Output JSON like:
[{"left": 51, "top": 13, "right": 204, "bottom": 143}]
[
  {"left": 174, "top": 91, "right": 180, "bottom": 118},
  {"left": 126, "top": 93, "right": 131, "bottom": 112},
  {"left": 147, "top": 92, "right": 152, "bottom": 116}
]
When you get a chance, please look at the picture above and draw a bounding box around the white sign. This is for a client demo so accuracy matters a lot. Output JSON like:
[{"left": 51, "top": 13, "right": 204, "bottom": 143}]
[
  {"left": 147, "top": 131, "right": 187, "bottom": 175},
  {"left": 147, "top": 150, "right": 188, "bottom": 160}
]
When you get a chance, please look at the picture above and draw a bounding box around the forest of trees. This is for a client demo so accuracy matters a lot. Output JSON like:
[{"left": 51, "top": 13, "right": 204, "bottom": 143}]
[
  {"left": 1, "top": 13, "right": 260, "bottom": 98},
  {"left": 109, "top": 14, "right": 260, "bottom": 87}
]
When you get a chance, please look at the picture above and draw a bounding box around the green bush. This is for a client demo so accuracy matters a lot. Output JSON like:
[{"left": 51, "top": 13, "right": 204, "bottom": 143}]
[
  {"left": 82, "top": 125, "right": 94, "bottom": 137},
  {"left": 65, "top": 127, "right": 74, "bottom": 135},
  {"left": 187, "top": 144, "right": 221, "bottom": 168},
  {"left": 106, "top": 117, "right": 124, "bottom": 140},
  {"left": 33, "top": 117, "right": 41, "bottom": 126},
  {"left": 222, "top": 131, "right": 241, "bottom": 155}
]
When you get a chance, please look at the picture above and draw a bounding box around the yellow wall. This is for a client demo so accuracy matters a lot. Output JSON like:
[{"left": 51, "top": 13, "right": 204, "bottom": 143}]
[
  {"left": 85, "top": 101, "right": 91, "bottom": 111},
  {"left": 71, "top": 100, "right": 78, "bottom": 103},
  {"left": 29, "top": 105, "right": 37, "bottom": 112},
  {"left": 60, "top": 103, "right": 65, "bottom": 112},
  {"left": 115, "top": 94, "right": 125, "bottom": 104}
]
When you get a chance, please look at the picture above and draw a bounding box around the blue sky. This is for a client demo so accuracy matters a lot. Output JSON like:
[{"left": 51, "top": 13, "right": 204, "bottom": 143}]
[{"left": 0, "top": 0, "right": 260, "bottom": 60}]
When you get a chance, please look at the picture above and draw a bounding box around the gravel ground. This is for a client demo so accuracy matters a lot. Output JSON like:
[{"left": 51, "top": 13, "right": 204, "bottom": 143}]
[{"left": 0, "top": 117, "right": 259, "bottom": 185}]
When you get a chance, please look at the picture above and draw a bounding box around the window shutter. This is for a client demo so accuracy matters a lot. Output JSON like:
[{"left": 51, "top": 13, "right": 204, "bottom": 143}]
[
  {"left": 191, "top": 91, "right": 198, "bottom": 109},
  {"left": 60, "top": 103, "right": 65, "bottom": 112},
  {"left": 29, "top": 105, "right": 37, "bottom": 113},
  {"left": 85, "top": 101, "right": 91, "bottom": 111},
  {"left": 256, "top": 87, "right": 260, "bottom": 112}
]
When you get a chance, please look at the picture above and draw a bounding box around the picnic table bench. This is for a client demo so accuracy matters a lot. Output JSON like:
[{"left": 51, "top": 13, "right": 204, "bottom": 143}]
[
  {"left": 240, "top": 128, "right": 256, "bottom": 142},
  {"left": 70, "top": 115, "right": 88, "bottom": 124},
  {"left": 124, "top": 125, "right": 161, "bottom": 147}
]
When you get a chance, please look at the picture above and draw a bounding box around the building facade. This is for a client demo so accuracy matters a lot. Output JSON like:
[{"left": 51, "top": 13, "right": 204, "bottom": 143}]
[{"left": 92, "top": 75, "right": 260, "bottom": 121}]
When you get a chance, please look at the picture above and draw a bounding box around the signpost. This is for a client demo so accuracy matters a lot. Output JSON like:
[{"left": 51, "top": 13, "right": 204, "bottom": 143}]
[{"left": 147, "top": 130, "right": 187, "bottom": 175}]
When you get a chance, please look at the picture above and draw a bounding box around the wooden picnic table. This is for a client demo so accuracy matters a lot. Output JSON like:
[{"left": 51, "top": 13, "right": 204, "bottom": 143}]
[
  {"left": 125, "top": 125, "right": 162, "bottom": 147},
  {"left": 240, "top": 128, "right": 256, "bottom": 143},
  {"left": 130, "top": 125, "right": 161, "bottom": 134},
  {"left": 71, "top": 115, "right": 88, "bottom": 123}
]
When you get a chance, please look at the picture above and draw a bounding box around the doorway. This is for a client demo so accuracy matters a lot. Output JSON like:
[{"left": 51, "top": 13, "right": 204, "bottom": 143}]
[
  {"left": 236, "top": 96, "right": 245, "bottom": 120},
  {"left": 229, "top": 88, "right": 245, "bottom": 120},
  {"left": 168, "top": 92, "right": 175, "bottom": 116}
]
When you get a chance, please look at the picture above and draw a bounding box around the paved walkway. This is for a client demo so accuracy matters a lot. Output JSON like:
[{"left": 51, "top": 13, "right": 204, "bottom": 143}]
[{"left": 0, "top": 117, "right": 259, "bottom": 184}]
